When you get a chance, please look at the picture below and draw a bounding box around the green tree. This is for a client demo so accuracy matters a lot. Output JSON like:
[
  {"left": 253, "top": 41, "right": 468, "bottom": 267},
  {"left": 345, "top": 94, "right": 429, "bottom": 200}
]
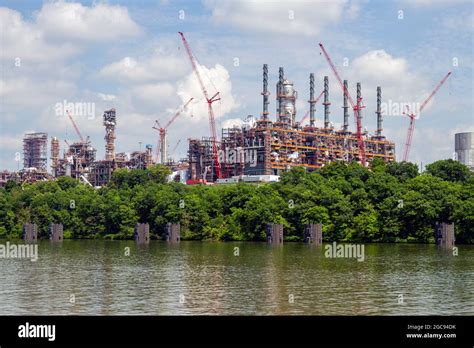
[
  {"left": 425, "top": 159, "right": 471, "bottom": 182},
  {"left": 387, "top": 161, "right": 419, "bottom": 181}
]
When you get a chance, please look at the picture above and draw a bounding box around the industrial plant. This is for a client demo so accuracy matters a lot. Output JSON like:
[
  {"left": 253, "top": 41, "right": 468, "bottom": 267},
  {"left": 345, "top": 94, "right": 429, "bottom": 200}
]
[{"left": 0, "top": 35, "right": 456, "bottom": 187}]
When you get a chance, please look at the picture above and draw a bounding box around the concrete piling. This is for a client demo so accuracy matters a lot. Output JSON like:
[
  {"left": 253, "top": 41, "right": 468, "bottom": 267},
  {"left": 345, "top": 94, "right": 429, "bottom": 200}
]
[
  {"left": 49, "top": 223, "right": 64, "bottom": 241},
  {"left": 23, "top": 223, "right": 38, "bottom": 242},
  {"left": 266, "top": 223, "right": 283, "bottom": 244},
  {"left": 304, "top": 223, "right": 323, "bottom": 245},
  {"left": 165, "top": 223, "right": 180, "bottom": 243},
  {"left": 135, "top": 223, "right": 150, "bottom": 244},
  {"left": 435, "top": 222, "right": 455, "bottom": 248}
]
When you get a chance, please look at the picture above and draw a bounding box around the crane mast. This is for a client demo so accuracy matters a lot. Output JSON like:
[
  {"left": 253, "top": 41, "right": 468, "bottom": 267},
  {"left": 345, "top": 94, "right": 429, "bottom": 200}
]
[
  {"left": 179, "top": 31, "right": 222, "bottom": 179},
  {"left": 319, "top": 43, "right": 367, "bottom": 166}
]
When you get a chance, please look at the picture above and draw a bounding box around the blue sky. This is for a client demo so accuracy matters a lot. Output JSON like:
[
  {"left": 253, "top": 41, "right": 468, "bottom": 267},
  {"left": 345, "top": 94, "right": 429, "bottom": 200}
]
[{"left": 1, "top": 0, "right": 473, "bottom": 171}]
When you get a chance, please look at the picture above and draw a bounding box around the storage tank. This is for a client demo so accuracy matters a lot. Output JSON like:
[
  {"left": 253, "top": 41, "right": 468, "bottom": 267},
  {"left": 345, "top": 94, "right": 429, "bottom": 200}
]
[{"left": 455, "top": 132, "right": 474, "bottom": 171}]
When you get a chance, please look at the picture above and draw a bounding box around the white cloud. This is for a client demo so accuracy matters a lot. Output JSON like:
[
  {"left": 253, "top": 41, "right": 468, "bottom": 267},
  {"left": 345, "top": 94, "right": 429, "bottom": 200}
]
[
  {"left": 0, "top": 76, "right": 77, "bottom": 109},
  {"left": 0, "top": 2, "right": 141, "bottom": 62},
  {"left": 131, "top": 82, "right": 176, "bottom": 105},
  {"left": 97, "top": 93, "right": 117, "bottom": 101},
  {"left": 222, "top": 118, "right": 244, "bottom": 129},
  {"left": 205, "top": 0, "right": 358, "bottom": 36},
  {"left": 176, "top": 63, "right": 238, "bottom": 123},
  {"left": 0, "top": 7, "right": 79, "bottom": 61},
  {"left": 350, "top": 50, "right": 424, "bottom": 101},
  {"left": 100, "top": 53, "right": 189, "bottom": 83},
  {"left": 36, "top": 1, "right": 141, "bottom": 41}
]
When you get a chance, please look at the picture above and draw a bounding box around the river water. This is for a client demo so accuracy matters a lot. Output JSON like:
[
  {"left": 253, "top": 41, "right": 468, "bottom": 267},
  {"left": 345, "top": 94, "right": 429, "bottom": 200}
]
[{"left": 0, "top": 240, "right": 472, "bottom": 315}]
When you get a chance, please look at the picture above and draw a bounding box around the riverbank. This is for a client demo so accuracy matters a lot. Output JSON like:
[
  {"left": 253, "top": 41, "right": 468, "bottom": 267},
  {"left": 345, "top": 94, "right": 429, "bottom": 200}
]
[{"left": 1, "top": 159, "right": 472, "bottom": 244}]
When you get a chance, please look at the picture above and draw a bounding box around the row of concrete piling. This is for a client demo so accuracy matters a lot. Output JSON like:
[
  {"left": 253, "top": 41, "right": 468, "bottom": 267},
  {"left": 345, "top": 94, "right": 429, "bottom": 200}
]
[
  {"left": 134, "top": 222, "right": 181, "bottom": 244},
  {"left": 20, "top": 222, "right": 455, "bottom": 247},
  {"left": 22, "top": 223, "right": 63, "bottom": 242}
]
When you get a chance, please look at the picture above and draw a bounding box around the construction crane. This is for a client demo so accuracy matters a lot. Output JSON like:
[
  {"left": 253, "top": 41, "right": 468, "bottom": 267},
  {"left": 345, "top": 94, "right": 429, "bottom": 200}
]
[
  {"left": 66, "top": 110, "right": 85, "bottom": 144},
  {"left": 402, "top": 71, "right": 452, "bottom": 162},
  {"left": 153, "top": 98, "right": 193, "bottom": 164},
  {"left": 300, "top": 90, "right": 324, "bottom": 125},
  {"left": 319, "top": 43, "right": 367, "bottom": 166},
  {"left": 179, "top": 31, "right": 222, "bottom": 179}
]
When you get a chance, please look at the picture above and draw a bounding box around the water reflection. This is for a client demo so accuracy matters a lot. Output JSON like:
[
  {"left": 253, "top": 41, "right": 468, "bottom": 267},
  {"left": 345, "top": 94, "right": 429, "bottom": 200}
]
[{"left": 0, "top": 240, "right": 472, "bottom": 315}]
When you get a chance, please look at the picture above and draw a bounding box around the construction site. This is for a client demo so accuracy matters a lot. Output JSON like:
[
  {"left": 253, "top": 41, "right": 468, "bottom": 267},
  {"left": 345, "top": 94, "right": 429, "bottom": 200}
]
[
  {"left": 2, "top": 36, "right": 453, "bottom": 187},
  {"left": 188, "top": 65, "right": 395, "bottom": 183}
]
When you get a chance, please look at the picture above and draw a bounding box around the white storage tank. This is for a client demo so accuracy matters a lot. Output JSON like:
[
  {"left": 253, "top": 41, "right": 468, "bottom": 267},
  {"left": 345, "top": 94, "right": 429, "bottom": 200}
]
[{"left": 455, "top": 132, "right": 474, "bottom": 171}]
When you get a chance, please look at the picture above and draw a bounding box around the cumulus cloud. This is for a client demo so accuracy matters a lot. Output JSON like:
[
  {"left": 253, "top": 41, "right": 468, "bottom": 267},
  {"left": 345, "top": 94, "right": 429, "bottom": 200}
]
[
  {"left": 0, "top": 76, "right": 77, "bottom": 109},
  {"left": 36, "top": 1, "right": 141, "bottom": 41},
  {"left": 131, "top": 82, "right": 176, "bottom": 106},
  {"left": 176, "top": 63, "right": 238, "bottom": 123},
  {"left": 350, "top": 50, "right": 424, "bottom": 101},
  {"left": 100, "top": 53, "right": 189, "bottom": 83},
  {"left": 1, "top": 2, "right": 141, "bottom": 62},
  {"left": 204, "top": 0, "right": 358, "bottom": 36},
  {"left": 348, "top": 49, "right": 453, "bottom": 121},
  {"left": 222, "top": 118, "right": 244, "bottom": 129},
  {"left": 0, "top": 7, "right": 79, "bottom": 61}
]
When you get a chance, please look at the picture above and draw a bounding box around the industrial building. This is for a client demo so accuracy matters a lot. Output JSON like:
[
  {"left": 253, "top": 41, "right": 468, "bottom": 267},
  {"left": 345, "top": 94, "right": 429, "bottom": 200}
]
[
  {"left": 12, "top": 109, "right": 153, "bottom": 187},
  {"left": 1, "top": 34, "right": 457, "bottom": 187},
  {"left": 188, "top": 65, "right": 396, "bottom": 182}
]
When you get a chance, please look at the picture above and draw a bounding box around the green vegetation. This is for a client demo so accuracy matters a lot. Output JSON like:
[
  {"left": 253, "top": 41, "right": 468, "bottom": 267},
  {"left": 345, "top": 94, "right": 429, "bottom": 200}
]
[{"left": 0, "top": 161, "right": 472, "bottom": 243}]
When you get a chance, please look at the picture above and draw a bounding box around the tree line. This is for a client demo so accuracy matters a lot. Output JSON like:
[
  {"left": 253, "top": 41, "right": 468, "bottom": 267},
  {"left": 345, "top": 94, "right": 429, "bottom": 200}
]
[{"left": 0, "top": 159, "right": 472, "bottom": 243}]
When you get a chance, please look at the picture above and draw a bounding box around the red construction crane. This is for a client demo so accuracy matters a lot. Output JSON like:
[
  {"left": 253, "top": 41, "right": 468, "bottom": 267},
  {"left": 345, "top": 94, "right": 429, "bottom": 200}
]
[
  {"left": 66, "top": 110, "right": 85, "bottom": 144},
  {"left": 179, "top": 31, "right": 222, "bottom": 179},
  {"left": 300, "top": 90, "right": 324, "bottom": 125},
  {"left": 319, "top": 43, "right": 367, "bottom": 166},
  {"left": 402, "top": 71, "right": 452, "bottom": 162},
  {"left": 153, "top": 98, "right": 193, "bottom": 163}
]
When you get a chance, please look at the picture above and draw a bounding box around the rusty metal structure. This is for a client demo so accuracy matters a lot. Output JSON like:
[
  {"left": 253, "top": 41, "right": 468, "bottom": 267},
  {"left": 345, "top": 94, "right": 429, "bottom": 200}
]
[
  {"left": 104, "top": 108, "right": 117, "bottom": 161},
  {"left": 188, "top": 65, "right": 396, "bottom": 182}
]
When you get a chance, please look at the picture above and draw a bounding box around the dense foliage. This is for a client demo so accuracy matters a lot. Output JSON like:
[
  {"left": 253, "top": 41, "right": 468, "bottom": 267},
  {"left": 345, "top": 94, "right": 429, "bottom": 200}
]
[{"left": 0, "top": 160, "right": 472, "bottom": 243}]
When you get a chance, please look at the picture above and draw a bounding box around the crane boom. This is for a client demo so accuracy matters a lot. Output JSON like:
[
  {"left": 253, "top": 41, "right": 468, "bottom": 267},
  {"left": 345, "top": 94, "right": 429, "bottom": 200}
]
[
  {"left": 164, "top": 97, "right": 194, "bottom": 129},
  {"left": 179, "top": 32, "right": 222, "bottom": 179},
  {"left": 153, "top": 98, "right": 194, "bottom": 164},
  {"left": 419, "top": 72, "right": 452, "bottom": 114},
  {"left": 66, "top": 110, "right": 85, "bottom": 143},
  {"left": 300, "top": 90, "right": 324, "bottom": 124},
  {"left": 319, "top": 43, "right": 366, "bottom": 165},
  {"left": 402, "top": 71, "right": 451, "bottom": 162}
]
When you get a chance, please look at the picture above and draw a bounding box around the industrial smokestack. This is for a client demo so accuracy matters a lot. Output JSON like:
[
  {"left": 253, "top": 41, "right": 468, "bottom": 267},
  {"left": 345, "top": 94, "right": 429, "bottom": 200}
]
[
  {"left": 261, "top": 64, "right": 269, "bottom": 120},
  {"left": 376, "top": 86, "right": 383, "bottom": 137},
  {"left": 323, "top": 76, "right": 330, "bottom": 129},
  {"left": 277, "top": 67, "right": 284, "bottom": 122},
  {"left": 309, "top": 73, "right": 316, "bottom": 127},
  {"left": 342, "top": 80, "right": 349, "bottom": 131},
  {"left": 356, "top": 82, "right": 363, "bottom": 125}
]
